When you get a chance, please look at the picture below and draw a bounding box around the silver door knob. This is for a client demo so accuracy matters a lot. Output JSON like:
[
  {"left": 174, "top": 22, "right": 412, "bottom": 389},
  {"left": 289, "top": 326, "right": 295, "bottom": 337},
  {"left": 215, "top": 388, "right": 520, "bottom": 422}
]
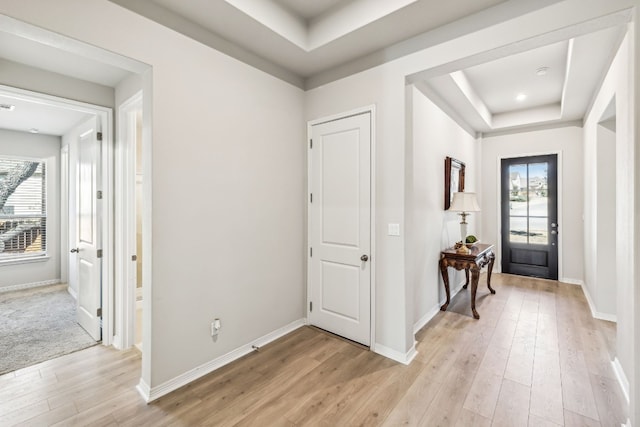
[
  {"left": 361, "top": 255, "right": 369, "bottom": 262},
  {"left": 70, "top": 248, "right": 79, "bottom": 253}
]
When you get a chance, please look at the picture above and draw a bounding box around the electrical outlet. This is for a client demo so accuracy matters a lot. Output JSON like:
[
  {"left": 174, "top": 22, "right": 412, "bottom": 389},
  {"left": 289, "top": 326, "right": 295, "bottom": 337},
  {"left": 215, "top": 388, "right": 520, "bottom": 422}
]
[{"left": 211, "top": 318, "right": 221, "bottom": 337}]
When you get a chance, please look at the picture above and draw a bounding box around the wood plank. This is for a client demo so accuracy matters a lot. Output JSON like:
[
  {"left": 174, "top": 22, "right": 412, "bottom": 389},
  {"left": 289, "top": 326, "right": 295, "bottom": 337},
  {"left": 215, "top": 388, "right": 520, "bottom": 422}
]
[
  {"left": 589, "top": 373, "right": 628, "bottom": 426},
  {"left": 491, "top": 379, "right": 530, "bottom": 427},
  {"left": 563, "top": 409, "right": 601, "bottom": 427},
  {"left": 530, "top": 347, "right": 564, "bottom": 425}
]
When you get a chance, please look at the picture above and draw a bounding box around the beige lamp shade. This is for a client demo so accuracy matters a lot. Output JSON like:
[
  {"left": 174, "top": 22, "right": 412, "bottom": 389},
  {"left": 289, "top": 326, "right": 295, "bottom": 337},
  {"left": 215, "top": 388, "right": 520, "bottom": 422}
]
[{"left": 449, "top": 192, "right": 480, "bottom": 212}]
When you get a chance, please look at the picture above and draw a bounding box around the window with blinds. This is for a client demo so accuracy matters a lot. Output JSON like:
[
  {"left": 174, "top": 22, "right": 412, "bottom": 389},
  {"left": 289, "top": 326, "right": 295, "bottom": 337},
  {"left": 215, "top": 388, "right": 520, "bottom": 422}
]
[{"left": 0, "top": 158, "right": 47, "bottom": 261}]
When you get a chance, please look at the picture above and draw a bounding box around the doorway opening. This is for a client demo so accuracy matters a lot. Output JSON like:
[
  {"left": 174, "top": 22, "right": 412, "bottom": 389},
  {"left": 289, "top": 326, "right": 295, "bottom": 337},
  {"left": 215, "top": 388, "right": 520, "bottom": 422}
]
[{"left": 0, "top": 85, "right": 112, "bottom": 373}]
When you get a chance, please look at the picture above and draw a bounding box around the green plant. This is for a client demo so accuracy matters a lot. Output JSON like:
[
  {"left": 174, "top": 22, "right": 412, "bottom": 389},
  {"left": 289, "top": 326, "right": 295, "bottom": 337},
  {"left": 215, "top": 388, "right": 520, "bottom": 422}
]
[{"left": 465, "top": 235, "right": 478, "bottom": 243}]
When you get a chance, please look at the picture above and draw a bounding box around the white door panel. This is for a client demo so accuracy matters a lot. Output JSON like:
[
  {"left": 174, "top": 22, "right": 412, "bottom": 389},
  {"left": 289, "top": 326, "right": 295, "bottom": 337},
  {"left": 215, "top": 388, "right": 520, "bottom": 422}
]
[
  {"left": 309, "top": 112, "right": 371, "bottom": 345},
  {"left": 75, "top": 117, "right": 102, "bottom": 341}
]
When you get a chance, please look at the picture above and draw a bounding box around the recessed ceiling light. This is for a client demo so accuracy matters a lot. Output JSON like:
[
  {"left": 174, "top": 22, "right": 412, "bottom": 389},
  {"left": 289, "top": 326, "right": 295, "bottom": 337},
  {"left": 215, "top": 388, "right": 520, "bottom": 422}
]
[
  {"left": 516, "top": 93, "right": 527, "bottom": 102},
  {"left": 0, "top": 103, "right": 16, "bottom": 111},
  {"left": 29, "top": 128, "right": 39, "bottom": 134},
  {"left": 536, "top": 66, "right": 550, "bottom": 76}
]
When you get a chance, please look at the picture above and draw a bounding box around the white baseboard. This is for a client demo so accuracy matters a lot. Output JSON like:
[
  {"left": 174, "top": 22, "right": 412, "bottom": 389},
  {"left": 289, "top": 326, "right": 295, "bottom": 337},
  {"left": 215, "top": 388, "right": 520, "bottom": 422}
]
[
  {"left": 374, "top": 341, "right": 417, "bottom": 365},
  {"left": 142, "top": 318, "right": 306, "bottom": 402},
  {"left": 611, "top": 358, "right": 630, "bottom": 405},
  {"left": 0, "top": 278, "right": 61, "bottom": 293},
  {"left": 67, "top": 286, "right": 78, "bottom": 300},
  {"left": 560, "top": 277, "right": 584, "bottom": 286},
  {"left": 413, "top": 304, "right": 441, "bottom": 335},
  {"left": 581, "top": 283, "right": 617, "bottom": 322},
  {"left": 413, "top": 280, "right": 467, "bottom": 335},
  {"left": 136, "top": 378, "right": 151, "bottom": 402}
]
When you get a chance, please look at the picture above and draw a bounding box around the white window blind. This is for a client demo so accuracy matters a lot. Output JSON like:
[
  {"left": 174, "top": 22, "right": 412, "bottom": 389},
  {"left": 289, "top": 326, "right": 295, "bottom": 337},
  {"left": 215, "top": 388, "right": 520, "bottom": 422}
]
[{"left": 0, "top": 158, "right": 47, "bottom": 261}]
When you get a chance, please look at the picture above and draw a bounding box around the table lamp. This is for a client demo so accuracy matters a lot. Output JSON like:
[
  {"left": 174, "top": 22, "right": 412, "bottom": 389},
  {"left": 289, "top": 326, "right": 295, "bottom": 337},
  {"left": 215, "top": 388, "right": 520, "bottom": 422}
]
[{"left": 449, "top": 192, "right": 480, "bottom": 254}]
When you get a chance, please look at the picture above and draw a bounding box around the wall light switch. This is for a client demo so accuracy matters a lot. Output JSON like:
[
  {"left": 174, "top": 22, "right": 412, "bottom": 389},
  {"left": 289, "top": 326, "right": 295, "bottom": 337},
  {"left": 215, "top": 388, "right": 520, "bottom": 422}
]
[{"left": 388, "top": 223, "right": 400, "bottom": 236}]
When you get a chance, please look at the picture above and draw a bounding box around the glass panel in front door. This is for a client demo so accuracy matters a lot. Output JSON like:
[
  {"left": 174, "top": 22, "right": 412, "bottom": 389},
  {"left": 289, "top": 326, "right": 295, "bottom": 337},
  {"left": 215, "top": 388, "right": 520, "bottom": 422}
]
[{"left": 508, "top": 162, "right": 549, "bottom": 245}]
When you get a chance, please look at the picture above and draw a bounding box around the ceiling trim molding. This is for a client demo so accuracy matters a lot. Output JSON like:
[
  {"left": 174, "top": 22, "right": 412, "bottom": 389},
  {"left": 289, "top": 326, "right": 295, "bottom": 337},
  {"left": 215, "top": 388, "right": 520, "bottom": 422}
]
[
  {"left": 0, "top": 14, "right": 149, "bottom": 75},
  {"left": 480, "top": 119, "right": 583, "bottom": 138},
  {"left": 405, "top": 8, "right": 633, "bottom": 85},
  {"left": 108, "top": 0, "right": 305, "bottom": 88},
  {"left": 306, "top": 0, "right": 566, "bottom": 89},
  {"left": 226, "top": 0, "right": 419, "bottom": 52}
]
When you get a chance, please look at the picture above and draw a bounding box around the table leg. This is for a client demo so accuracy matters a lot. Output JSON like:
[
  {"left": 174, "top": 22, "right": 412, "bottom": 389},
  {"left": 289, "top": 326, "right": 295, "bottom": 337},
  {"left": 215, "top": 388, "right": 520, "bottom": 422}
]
[
  {"left": 439, "top": 259, "right": 450, "bottom": 312},
  {"left": 462, "top": 268, "right": 470, "bottom": 289},
  {"left": 487, "top": 251, "right": 496, "bottom": 294},
  {"left": 470, "top": 266, "right": 480, "bottom": 319}
]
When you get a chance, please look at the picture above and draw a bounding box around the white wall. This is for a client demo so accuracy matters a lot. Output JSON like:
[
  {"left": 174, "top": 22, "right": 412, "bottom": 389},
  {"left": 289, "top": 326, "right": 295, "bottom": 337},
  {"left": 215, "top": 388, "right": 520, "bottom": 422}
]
[
  {"left": 0, "top": 0, "right": 306, "bottom": 390},
  {"left": 480, "top": 126, "right": 584, "bottom": 284},
  {"left": 584, "top": 29, "right": 635, "bottom": 410},
  {"left": 595, "top": 122, "right": 617, "bottom": 317},
  {"left": 0, "top": 129, "right": 61, "bottom": 289},
  {"left": 407, "top": 86, "right": 478, "bottom": 329}
]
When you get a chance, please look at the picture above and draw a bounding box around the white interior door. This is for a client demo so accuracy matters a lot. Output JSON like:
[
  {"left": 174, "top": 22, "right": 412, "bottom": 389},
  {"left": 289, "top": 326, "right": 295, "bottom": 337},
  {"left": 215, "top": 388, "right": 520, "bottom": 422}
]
[
  {"left": 75, "top": 116, "right": 102, "bottom": 341},
  {"left": 309, "top": 112, "right": 371, "bottom": 346}
]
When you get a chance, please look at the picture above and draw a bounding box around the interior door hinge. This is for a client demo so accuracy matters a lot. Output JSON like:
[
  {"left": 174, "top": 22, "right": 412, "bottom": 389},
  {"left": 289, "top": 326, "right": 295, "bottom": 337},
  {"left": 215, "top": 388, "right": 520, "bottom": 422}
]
[
  {"left": 310, "top": 193, "right": 313, "bottom": 203},
  {"left": 310, "top": 301, "right": 313, "bottom": 312},
  {"left": 310, "top": 139, "right": 313, "bottom": 149},
  {"left": 97, "top": 249, "right": 103, "bottom": 258},
  {"left": 97, "top": 131, "right": 103, "bottom": 141},
  {"left": 96, "top": 190, "right": 103, "bottom": 199},
  {"left": 132, "top": 254, "right": 137, "bottom": 261},
  {"left": 97, "top": 307, "right": 102, "bottom": 317},
  {"left": 310, "top": 247, "right": 312, "bottom": 257}
]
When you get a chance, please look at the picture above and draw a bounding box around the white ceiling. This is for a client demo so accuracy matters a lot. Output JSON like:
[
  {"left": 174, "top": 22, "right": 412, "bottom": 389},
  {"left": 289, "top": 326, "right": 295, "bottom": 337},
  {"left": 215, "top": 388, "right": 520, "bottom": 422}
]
[
  {"left": 111, "top": 0, "right": 511, "bottom": 83},
  {"left": 0, "top": 94, "right": 92, "bottom": 136},
  {"left": 272, "top": 0, "right": 346, "bottom": 21},
  {"left": 419, "top": 24, "right": 626, "bottom": 134},
  {"left": 0, "top": 1, "right": 631, "bottom": 136}
]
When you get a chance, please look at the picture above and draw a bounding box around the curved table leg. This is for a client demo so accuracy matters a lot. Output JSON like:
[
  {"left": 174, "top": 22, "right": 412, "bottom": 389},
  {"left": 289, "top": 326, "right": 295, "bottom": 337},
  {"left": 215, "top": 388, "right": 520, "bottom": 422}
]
[
  {"left": 470, "top": 266, "right": 481, "bottom": 319},
  {"left": 462, "top": 268, "right": 470, "bottom": 289},
  {"left": 487, "top": 251, "right": 496, "bottom": 294},
  {"left": 439, "top": 259, "right": 450, "bottom": 312}
]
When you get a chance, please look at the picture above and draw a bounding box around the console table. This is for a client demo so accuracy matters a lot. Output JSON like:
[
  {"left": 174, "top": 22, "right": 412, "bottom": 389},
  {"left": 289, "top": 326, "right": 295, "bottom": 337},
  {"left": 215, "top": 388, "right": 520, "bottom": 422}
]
[{"left": 439, "top": 243, "right": 496, "bottom": 319}]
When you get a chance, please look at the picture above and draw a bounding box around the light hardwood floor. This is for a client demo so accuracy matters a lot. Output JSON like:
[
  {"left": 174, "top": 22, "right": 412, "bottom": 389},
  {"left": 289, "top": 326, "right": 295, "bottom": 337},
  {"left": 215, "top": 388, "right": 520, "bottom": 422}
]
[{"left": 0, "top": 274, "right": 627, "bottom": 426}]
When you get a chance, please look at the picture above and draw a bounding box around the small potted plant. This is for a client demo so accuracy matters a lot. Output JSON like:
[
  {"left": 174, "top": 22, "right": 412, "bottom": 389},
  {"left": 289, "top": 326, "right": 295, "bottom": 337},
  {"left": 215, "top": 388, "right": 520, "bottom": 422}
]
[{"left": 465, "top": 235, "right": 478, "bottom": 249}]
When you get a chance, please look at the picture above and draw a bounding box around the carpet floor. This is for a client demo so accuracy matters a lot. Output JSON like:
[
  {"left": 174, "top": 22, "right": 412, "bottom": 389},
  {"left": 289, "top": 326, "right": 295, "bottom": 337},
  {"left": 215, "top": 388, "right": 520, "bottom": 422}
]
[{"left": 0, "top": 284, "right": 99, "bottom": 375}]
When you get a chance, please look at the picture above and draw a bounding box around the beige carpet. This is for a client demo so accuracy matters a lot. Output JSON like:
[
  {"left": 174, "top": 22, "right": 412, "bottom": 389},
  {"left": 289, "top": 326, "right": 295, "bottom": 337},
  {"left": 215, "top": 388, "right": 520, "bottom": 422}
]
[{"left": 0, "top": 284, "right": 98, "bottom": 375}]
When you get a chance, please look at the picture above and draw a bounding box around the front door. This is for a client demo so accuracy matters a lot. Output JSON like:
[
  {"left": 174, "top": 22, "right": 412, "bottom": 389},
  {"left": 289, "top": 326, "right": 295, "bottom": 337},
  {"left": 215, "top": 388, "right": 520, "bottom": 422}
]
[
  {"left": 75, "top": 117, "right": 102, "bottom": 341},
  {"left": 308, "top": 112, "right": 371, "bottom": 346},
  {"left": 501, "top": 154, "right": 558, "bottom": 279}
]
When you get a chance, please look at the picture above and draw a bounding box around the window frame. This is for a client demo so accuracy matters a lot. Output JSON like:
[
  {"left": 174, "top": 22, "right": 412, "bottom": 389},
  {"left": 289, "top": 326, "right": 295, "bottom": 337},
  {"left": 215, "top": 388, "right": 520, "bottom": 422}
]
[{"left": 0, "top": 155, "right": 49, "bottom": 265}]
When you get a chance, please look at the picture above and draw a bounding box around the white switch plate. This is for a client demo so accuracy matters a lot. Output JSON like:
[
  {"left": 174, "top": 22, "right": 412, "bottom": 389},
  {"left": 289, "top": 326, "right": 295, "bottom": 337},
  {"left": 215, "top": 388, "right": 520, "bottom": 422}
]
[{"left": 388, "top": 223, "right": 400, "bottom": 236}]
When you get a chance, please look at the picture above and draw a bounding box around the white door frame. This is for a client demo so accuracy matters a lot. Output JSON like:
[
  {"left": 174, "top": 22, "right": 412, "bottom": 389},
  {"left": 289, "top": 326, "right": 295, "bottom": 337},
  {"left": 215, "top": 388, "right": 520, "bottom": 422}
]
[
  {"left": 495, "top": 150, "right": 564, "bottom": 281},
  {"left": 114, "top": 91, "right": 143, "bottom": 350},
  {"left": 306, "top": 105, "right": 376, "bottom": 349},
  {"left": 0, "top": 84, "right": 115, "bottom": 346}
]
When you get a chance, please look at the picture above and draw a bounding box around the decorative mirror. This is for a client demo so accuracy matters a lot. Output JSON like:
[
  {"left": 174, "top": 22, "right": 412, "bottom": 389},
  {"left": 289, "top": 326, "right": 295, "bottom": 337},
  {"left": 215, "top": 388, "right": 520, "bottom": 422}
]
[{"left": 444, "top": 156, "right": 465, "bottom": 210}]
